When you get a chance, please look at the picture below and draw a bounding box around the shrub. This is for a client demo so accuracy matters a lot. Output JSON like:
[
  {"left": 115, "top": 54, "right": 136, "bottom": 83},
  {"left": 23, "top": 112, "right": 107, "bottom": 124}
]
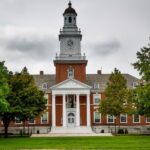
[
  {"left": 101, "top": 129, "right": 104, "bottom": 133},
  {"left": 118, "top": 128, "right": 124, "bottom": 134}
]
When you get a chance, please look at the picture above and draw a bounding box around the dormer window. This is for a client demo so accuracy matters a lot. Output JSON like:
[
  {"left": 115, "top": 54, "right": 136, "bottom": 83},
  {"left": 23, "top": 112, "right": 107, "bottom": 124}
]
[
  {"left": 94, "top": 83, "right": 100, "bottom": 89},
  {"left": 42, "top": 83, "right": 48, "bottom": 89},
  {"left": 67, "top": 66, "right": 74, "bottom": 78}
]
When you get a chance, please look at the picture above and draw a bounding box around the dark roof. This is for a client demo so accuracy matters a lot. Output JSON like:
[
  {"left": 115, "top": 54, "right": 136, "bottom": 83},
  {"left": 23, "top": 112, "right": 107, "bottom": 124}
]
[
  {"left": 32, "top": 74, "right": 139, "bottom": 93},
  {"left": 63, "top": 2, "right": 77, "bottom": 16}
]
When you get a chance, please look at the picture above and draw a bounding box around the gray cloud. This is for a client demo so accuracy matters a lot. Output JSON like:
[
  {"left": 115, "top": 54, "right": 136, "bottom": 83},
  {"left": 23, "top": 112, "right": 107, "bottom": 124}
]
[
  {"left": 89, "top": 40, "right": 121, "bottom": 57},
  {"left": 0, "top": 31, "right": 57, "bottom": 61}
]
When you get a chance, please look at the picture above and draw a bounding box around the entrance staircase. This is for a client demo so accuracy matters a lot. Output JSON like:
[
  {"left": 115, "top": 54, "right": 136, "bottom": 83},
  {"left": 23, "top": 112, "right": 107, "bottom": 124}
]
[{"left": 50, "top": 126, "right": 93, "bottom": 134}]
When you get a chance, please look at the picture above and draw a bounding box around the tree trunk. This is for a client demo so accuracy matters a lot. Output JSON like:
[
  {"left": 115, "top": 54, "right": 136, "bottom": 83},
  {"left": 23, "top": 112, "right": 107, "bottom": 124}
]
[{"left": 3, "top": 118, "right": 10, "bottom": 138}]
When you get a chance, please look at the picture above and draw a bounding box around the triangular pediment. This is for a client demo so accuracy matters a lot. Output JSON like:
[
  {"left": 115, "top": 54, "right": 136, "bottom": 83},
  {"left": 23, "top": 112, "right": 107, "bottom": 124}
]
[{"left": 50, "top": 78, "right": 91, "bottom": 90}]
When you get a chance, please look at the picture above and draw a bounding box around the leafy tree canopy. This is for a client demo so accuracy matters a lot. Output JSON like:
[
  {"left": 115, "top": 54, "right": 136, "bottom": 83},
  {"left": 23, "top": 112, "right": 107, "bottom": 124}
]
[
  {"left": 0, "top": 61, "right": 9, "bottom": 113},
  {"left": 132, "top": 41, "right": 150, "bottom": 82},
  {"left": 99, "top": 68, "right": 135, "bottom": 117}
]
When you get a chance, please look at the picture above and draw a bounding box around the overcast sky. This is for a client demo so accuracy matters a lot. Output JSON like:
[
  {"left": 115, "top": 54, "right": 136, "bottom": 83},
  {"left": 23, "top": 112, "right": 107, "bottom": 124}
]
[{"left": 0, "top": 0, "right": 150, "bottom": 78}]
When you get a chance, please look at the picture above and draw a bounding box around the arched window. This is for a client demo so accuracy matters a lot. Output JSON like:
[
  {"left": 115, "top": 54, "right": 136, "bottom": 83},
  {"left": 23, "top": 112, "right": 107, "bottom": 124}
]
[
  {"left": 69, "top": 17, "right": 72, "bottom": 23},
  {"left": 67, "top": 66, "right": 74, "bottom": 78}
]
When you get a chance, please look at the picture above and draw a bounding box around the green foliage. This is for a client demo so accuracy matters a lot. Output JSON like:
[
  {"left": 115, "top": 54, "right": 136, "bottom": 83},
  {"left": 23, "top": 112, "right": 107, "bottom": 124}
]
[
  {"left": 99, "top": 68, "right": 131, "bottom": 117},
  {"left": 0, "top": 61, "right": 9, "bottom": 113},
  {"left": 135, "top": 84, "right": 150, "bottom": 116},
  {"left": 1, "top": 66, "right": 47, "bottom": 138},
  {"left": 132, "top": 40, "right": 150, "bottom": 116},
  {"left": 132, "top": 43, "right": 150, "bottom": 82}
]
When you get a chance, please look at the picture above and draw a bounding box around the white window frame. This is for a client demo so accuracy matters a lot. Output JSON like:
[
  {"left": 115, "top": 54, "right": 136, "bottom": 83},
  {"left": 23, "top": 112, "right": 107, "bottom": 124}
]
[
  {"left": 41, "top": 112, "right": 48, "bottom": 124},
  {"left": 94, "top": 82, "right": 100, "bottom": 89},
  {"left": 67, "top": 66, "right": 74, "bottom": 78},
  {"left": 93, "top": 94, "right": 101, "bottom": 105},
  {"left": 28, "top": 116, "right": 35, "bottom": 124},
  {"left": 42, "top": 83, "right": 48, "bottom": 89},
  {"left": 146, "top": 117, "right": 150, "bottom": 123},
  {"left": 133, "top": 114, "right": 140, "bottom": 123},
  {"left": 120, "top": 114, "right": 127, "bottom": 123},
  {"left": 94, "top": 112, "right": 101, "bottom": 123},
  {"left": 107, "top": 115, "right": 115, "bottom": 123},
  {"left": 15, "top": 117, "right": 22, "bottom": 124}
]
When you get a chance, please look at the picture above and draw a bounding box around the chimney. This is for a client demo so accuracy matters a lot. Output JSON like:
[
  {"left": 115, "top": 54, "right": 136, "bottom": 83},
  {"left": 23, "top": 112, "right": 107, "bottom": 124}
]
[
  {"left": 40, "top": 71, "right": 44, "bottom": 75},
  {"left": 97, "top": 70, "right": 102, "bottom": 75}
]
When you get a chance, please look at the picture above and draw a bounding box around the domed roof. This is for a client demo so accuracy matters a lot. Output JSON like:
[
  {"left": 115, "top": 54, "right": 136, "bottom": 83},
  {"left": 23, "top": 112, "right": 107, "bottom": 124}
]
[{"left": 63, "top": 2, "right": 77, "bottom": 16}]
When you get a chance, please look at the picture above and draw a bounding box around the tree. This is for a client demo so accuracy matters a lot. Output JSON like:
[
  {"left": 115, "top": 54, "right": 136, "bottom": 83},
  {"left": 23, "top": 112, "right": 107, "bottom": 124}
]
[
  {"left": 0, "top": 61, "right": 9, "bottom": 113},
  {"left": 133, "top": 40, "right": 150, "bottom": 116},
  {"left": 1, "top": 67, "right": 47, "bottom": 138},
  {"left": 132, "top": 41, "right": 150, "bottom": 82},
  {"left": 99, "top": 68, "right": 135, "bottom": 133}
]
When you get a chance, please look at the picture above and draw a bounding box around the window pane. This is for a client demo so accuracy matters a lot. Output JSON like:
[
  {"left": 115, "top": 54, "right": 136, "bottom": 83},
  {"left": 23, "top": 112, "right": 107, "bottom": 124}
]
[
  {"left": 146, "top": 117, "right": 150, "bottom": 123},
  {"left": 29, "top": 116, "right": 35, "bottom": 124},
  {"left": 120, "top": 114, "right": 127, "bottom": 123},
  {"left": 94, "top": 112, "right": 100, "bottom": 123},
  {"left": 94, "top": 94, "right": 101, "bottom": 104},
  {"left": 15, "top": 117, "right": 21, "bottom": 124},
  {"left": 108, "top": 115, "right": 114, "bottom": 123},
  {"left": 41, "top": 112, "right": 48, "bottom": 124},
  {"left": 133, "top": 114, "right": 140, "bottom": 123}
]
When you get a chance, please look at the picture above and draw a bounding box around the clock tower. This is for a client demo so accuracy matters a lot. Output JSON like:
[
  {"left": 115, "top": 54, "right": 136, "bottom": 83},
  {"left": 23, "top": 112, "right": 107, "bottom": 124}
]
[{"left": 54, "top": 2, "right": 87, "bottom": 83}]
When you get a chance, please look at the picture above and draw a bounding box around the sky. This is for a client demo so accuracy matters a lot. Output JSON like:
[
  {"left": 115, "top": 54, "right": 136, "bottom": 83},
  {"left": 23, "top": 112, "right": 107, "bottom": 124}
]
[{"left": 0, "top": 0, "right": 150, "bottom": 78}]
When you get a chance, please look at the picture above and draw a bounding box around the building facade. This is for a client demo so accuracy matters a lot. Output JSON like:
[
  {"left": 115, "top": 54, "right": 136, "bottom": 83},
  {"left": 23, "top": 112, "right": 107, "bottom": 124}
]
[{"left": 0, "top": 2, "right": 150, "bottom": 134}]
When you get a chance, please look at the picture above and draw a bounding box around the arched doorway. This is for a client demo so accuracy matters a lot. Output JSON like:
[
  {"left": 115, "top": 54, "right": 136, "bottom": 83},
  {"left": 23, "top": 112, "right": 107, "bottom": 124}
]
[{"left": 67, "top": 112, "right": 75, "bottom": 126}]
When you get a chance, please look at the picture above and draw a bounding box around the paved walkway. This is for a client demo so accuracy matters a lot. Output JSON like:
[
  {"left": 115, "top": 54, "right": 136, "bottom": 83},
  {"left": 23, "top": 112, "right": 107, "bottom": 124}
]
[{"left": 31, "top": 133, "right": 113, "bottom": 137}]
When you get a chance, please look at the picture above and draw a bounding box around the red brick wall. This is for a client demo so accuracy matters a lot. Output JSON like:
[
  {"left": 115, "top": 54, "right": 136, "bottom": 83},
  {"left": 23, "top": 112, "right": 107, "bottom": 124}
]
[
  {"left": 80, "top": 96, "right": 86, "bottom": 126},
  {"left": 55, "top": 63, "right": 86, "bottom": 83}
]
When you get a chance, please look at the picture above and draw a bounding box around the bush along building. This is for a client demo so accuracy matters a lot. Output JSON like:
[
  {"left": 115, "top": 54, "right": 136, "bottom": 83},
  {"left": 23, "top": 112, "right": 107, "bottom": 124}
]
[{"left": 0, "top": 2, "right": 150, "bottom": 135}]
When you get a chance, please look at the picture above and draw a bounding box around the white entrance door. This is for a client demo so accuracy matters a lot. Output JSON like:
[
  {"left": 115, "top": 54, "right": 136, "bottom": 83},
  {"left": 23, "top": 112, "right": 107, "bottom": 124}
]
[{"left": 67, "top": 112, "right": 76, "bottom": 127}]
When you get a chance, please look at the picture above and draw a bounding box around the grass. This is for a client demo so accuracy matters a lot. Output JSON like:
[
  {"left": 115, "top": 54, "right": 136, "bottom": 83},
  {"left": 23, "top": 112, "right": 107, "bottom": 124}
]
[{"left": 0, "top": 136, "right": 150, "bottom": 150}]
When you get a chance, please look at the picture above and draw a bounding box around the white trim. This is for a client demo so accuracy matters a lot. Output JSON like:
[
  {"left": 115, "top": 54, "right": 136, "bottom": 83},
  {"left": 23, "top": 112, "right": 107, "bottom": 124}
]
[
  {"left": 120, "top": 114, "right": 127, "bottom": 123},
  {"left": 146, "top": 117, "right": 150, "bottom": 123},
  {"left": 41, "top": 112, "right": 48, "bottom": 124},
  {"left": 28, "top": 117, "right": 36, "bottom": 124},
  {"left": 93, "top": 94, "right": 101, "bottom": 105},
  {"left": 50, "top": 78, "right": 92, "bottom": 90},
  {"left": 42, "top": 83, "right": 48, "bottom": 89},
  {"left": 94, "top": 112, "right": 101, "bottom": 123},
  {"left": 133, "top": 114, "right": 141, "bottom": 123},
  {"left": 15, "top": 117, "right": 22, "bottom": 124},
  {"left": 107, "top": 115, "right": 114, "bottom": 123}
]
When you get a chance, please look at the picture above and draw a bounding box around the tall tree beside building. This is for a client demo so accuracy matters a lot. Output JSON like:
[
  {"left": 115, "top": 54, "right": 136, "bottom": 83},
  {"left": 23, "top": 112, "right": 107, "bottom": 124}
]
[
  {"left": 133, "top": 40, "right": 150, "bottom": 116},
  {"left": 1, "top": 67, "right": 47, "bottom": 138},
  {"left": 99, "top": 68, "right": 135, "bottom": 127},
  {"left": 0, "top": 61, "right": 9, "bottom": 113}
]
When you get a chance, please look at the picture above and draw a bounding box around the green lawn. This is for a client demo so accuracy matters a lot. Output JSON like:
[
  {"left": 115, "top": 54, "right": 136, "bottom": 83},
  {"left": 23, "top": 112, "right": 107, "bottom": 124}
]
[{"left": 0, "top": 136, "right": 150, "bottom": 150}]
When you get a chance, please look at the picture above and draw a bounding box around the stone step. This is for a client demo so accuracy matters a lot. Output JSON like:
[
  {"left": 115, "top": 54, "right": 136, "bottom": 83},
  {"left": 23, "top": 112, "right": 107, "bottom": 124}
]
[
  {"left": 31, "top": 133, "right": 113, "bottom": 137},
  {"left": 50, "top": 127, "right": 93, "bottom": 134}
]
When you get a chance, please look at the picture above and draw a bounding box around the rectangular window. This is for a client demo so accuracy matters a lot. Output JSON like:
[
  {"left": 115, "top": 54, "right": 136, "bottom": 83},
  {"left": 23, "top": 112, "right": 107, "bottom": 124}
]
[
  {"left": 133, "top": 114, "right": 140, "bottom": 123},
  {"left": 146, "top": 117, "right": 150, "bottom": 123},
  {"left": 107, "top": 115, "right": 114, "bottom": 123},
  {"left": 120, "top": 114, "right": 127, "bottom": 123},
  {"left": 93, "top": 94, "right": 101, "bottom": 105},
  {"left": 28, "top": 116, "right": 35, "bottom": 124},
  {"left": 15, "top": 117, "right": 22, "bottom": 124},
  {"left": 94, "top": 83, "right": 100, "bottom": 89},
  {"left": 44, "top": 94, "right": 48, "bottom": 105},
  {"left": 41, "top": 112, "right": 48, "bottom": 124},
  {"left": 94, "top": 112, "right": 101, "bottom": 123},
  {"left": 42, "top": 83, "right": 48, "bottom": 89}
]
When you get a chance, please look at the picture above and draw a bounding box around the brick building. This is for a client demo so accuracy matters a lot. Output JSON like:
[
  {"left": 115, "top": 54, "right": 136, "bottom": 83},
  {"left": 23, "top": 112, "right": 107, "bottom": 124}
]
[{"left": 0, "top": 2, "right": 150, "bottom": 134}]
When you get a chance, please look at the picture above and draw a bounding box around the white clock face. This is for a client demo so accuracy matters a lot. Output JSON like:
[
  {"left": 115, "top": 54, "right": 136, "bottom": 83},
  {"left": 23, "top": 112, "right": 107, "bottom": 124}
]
[{"left": 67, "top": 40, "right": 73, "bottom": 48}]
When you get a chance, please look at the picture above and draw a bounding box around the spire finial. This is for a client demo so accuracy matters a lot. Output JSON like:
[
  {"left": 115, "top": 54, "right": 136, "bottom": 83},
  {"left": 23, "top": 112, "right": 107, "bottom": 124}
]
[{"left": 68, "top": 1, "right": 72, "bottom": 7}]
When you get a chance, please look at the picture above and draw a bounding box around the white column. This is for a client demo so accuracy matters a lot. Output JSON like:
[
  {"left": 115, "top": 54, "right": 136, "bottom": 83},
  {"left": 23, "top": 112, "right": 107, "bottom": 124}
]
[
  {"left": 63, "top": 94, "right": 66, "bottom": 127},
  {"left": 76, "top": 94, "right": 80, "bottom": 126},
  {"left": 52, "top": 94, "right": 56, "bottom": 127},
  {"left": 86, "top": 94, "right": 91, "bottom": 126}
]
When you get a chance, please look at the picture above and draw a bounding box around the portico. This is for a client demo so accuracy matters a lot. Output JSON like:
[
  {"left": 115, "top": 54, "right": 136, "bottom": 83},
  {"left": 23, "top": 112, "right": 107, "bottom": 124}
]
[{"left": 50, "top": 78, "right": 91, "bottom": 128}]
